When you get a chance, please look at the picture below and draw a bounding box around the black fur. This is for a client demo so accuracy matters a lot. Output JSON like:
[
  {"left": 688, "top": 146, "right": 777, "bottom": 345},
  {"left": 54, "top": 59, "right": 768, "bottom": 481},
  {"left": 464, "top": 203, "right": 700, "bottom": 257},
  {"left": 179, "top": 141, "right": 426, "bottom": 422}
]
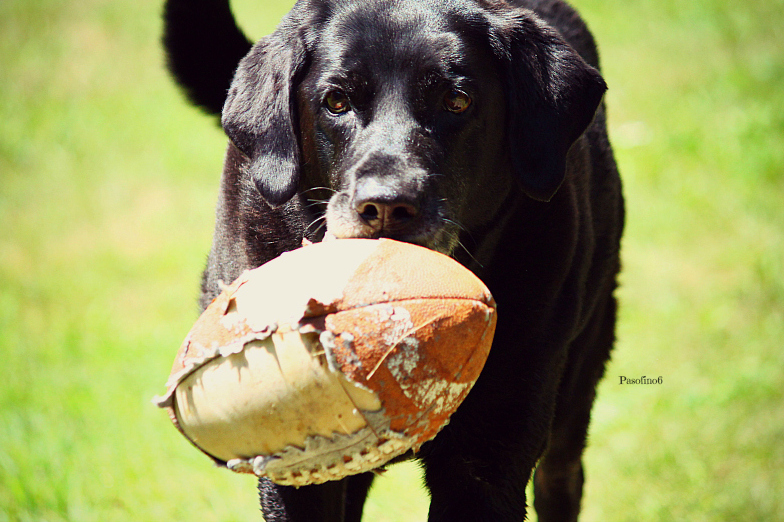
[
  {"left": 164, "top": 0, "right": 623, "bottom": 520},
  {"left": 163, "top": 0, "right": 252, "bottom": 114}
]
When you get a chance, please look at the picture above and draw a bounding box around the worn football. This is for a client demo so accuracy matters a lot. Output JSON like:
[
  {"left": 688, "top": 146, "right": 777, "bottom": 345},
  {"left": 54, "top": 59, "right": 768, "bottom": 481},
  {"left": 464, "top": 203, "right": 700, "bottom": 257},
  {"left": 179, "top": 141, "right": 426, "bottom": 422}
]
[{"left": 156, "top": 238, "right": 496, "bottom": 486}]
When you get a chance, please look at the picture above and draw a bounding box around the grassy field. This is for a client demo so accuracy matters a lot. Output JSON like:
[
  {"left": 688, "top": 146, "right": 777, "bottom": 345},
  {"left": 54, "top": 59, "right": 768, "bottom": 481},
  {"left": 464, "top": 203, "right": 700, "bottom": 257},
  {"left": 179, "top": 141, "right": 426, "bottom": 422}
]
[{"left": 1, "top": 0, "right": 782, "bottom": 520}]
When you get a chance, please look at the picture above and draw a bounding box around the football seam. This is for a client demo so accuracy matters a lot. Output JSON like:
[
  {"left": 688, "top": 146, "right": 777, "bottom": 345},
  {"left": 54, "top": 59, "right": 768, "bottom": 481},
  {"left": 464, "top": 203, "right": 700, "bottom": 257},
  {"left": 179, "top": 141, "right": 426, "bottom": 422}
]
[{"left": 326, "top": 296, "right": 496, "bottom": 311}]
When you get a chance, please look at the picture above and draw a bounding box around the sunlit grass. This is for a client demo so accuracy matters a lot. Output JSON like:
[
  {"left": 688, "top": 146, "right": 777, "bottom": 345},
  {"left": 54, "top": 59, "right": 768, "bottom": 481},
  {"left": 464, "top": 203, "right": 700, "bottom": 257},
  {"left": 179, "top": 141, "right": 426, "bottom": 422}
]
[{"left": 1, "top": 0, "right": 782, "bottom": 520}]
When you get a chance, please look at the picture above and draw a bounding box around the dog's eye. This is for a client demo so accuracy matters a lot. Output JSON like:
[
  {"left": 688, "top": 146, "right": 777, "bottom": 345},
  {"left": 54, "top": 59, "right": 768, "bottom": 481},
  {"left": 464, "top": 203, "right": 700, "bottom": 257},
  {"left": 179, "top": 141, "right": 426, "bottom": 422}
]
[
  {"left": 443, "top": 89, "right": 472, "bottom": 114},
  {"left": 324, "top": 90, "right": 351, "bottom": 114}
]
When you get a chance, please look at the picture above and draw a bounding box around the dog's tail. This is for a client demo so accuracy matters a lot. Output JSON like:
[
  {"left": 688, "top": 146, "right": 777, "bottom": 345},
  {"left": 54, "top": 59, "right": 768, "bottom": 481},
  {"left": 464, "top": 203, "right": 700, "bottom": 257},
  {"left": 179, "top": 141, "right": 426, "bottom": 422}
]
[{"left": 163, "top": 0, "right": 253, "bottom": 116}]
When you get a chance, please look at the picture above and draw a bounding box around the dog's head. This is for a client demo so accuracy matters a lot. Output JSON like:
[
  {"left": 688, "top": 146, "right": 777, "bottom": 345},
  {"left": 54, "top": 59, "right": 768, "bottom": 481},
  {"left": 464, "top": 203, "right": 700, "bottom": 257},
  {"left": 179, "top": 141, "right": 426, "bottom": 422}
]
[{"left": 221, "top": 0, "right": 605, "bottom": 254}]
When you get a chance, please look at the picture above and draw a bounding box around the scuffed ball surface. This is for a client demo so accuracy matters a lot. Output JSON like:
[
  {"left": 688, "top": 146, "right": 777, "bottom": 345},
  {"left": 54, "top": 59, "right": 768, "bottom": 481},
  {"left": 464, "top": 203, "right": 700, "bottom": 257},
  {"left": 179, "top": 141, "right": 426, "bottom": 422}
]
[{"left": 156, "top": 239, "right": 496, "bottom": 486}]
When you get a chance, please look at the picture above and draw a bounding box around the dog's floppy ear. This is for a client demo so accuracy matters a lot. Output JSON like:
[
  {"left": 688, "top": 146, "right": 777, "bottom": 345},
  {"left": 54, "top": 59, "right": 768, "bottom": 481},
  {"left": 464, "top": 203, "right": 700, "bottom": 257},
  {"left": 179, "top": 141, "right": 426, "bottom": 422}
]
[
  {"left": 495, "top": 13, "right": 606, "bottom": 202},
  {"left": 221, "top": 31, "right": 307, "bottom": 207}
]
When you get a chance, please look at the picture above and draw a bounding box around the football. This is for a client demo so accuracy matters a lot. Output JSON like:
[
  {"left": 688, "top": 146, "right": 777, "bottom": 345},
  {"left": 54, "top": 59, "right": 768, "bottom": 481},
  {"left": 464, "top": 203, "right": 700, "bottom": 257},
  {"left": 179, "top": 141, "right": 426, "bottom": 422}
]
[{"left": 156, "top": 238, "right": 496, "bottom": 486}]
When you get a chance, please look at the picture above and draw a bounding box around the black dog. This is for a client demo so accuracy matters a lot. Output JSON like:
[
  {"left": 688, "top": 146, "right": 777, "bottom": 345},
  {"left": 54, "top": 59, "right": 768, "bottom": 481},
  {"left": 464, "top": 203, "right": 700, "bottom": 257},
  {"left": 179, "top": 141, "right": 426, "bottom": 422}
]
[{"left": 163, "top": 0, "right": 623, "bottom": 520}]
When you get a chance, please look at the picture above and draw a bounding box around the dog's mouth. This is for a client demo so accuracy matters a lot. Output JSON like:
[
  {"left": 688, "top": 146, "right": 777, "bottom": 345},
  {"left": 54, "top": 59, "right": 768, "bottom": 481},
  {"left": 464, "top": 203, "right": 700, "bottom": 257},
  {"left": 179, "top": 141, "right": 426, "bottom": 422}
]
[{"left": 322, "top": 191, "right": 460, "bottom": 255}]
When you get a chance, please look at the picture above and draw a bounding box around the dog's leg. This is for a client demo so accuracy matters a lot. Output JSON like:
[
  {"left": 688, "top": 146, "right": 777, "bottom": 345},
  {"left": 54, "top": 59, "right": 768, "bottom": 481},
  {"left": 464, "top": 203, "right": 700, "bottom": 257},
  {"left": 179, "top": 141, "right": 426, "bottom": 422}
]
[
  {"left": 421, "top": 442, "right": 533, "bottom": 522},
  {"left": 259, "top": 479, "right": 346, "bottom": 521},
  {"left": 258, "top": 473, "right": 374, "bottom": 522},
  {"left": 533, "top": 295, "right": 617, "bottom": 522},
  {"left": 343, "top": 472, "right": 375, "bottom": 521},
  {"left": 420, "top": 390, "right": 540, "bottom": 521},
  {"left": 533, "top": 453, "right": 585, "bottom": 522}
]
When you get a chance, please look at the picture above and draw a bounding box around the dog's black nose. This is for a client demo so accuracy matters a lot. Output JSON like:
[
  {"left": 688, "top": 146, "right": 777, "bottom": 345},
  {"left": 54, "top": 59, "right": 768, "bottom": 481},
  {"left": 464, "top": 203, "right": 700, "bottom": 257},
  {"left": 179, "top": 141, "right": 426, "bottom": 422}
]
[
  {"left": 353, "top": 177, "right": 419, "bottom": 234},
  {"left": 356, "top": 199, "right": 418, "bottom": 226}
]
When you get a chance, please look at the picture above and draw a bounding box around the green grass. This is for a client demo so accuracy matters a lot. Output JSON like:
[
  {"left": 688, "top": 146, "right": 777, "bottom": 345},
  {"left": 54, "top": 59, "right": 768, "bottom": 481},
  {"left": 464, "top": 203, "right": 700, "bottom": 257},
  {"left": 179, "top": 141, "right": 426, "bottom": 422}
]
[{"left": 1, "top": 0, "right": 782, "bottom": 520}]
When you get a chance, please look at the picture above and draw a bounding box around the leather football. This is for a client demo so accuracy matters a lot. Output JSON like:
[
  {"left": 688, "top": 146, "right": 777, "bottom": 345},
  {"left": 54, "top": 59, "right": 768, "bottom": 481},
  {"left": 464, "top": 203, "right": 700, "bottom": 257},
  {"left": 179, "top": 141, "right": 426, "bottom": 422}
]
[{"left": 156, "top": 238, "right": 496, "bottom": 486}]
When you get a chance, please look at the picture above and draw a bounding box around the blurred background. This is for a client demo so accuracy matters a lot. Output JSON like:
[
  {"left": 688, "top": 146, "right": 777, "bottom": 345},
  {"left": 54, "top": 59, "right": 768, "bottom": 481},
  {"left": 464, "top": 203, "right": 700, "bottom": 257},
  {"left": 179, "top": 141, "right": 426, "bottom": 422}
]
[{"left": 1, "top": 0, "right": 781, "bottom": 520}]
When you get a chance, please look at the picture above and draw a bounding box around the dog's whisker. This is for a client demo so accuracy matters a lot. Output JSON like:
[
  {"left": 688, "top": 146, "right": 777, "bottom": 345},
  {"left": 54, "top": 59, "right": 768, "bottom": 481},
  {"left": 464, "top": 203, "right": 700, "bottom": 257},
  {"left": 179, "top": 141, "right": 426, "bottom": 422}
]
[
  {"left": 304, "top": 199, "right": 330, "bottom": 210},
  {"left": 310, "top": 221, "right": 327, "bottom": 239},
  {"left": 300, "top": 186, "right": 337, "bottom": 195},
  {"left": 305, "top": 215, "right": 327, "bottom": 237},
  {"left": 306, "top": 215, "right": 324, "bottom": 230},
  {"left": 442, "top": 217, "right": 479, "bottom": 251},
  {"left": 441, "top": 217, "right": 467, "bottom": 234},
  {"left": 455, "top": 239, "right": 484, "bottom": 268}
]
